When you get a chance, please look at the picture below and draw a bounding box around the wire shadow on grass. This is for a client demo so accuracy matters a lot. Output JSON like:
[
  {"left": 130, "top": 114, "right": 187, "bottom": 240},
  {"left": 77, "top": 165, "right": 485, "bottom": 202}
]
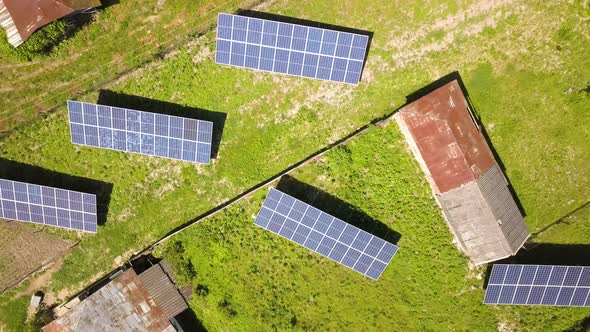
[
  {"left": 404, "top": 71, "right": 526, "bottom": 217},
  {"left": 236, "top": 9, "right": 374, "bottom": 77},
  {"left": 0, "top": 158, "right": 113, "bottom": 226},
  {"left": 97, "top": 90, "right": 227, "bottom": 159},
  {"left": 275, "top": 175, "right": 401, "bottom": 245},
  {"left": 531, "top": 200, "right": 590, "bottom": 237}
]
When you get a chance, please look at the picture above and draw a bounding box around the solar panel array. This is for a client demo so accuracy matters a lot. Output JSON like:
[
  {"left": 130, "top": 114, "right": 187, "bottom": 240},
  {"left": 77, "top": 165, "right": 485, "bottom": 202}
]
[
  {"left": 216, "top": 13, "right": 369, "bottom": 84},
  {"left": 68, "top": 101, "right": 213, "bottom": 164},
  {"left": 484, "top": 264, "right": 590, "bottom": 307},
  {"left": 0, "top": 178, "right": 97, "bottom": 233},
  {"left": 255, "top": 188, "right": 398, "bottom": 280}
]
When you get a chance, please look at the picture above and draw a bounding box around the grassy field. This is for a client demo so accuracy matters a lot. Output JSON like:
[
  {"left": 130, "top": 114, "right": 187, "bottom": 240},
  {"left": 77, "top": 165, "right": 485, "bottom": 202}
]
[
  {"left": 155, "top": 123, "right": 589, "bottom": 331},
  {"left": 0, "top": 0, "right": 589, "bottom": 330}
]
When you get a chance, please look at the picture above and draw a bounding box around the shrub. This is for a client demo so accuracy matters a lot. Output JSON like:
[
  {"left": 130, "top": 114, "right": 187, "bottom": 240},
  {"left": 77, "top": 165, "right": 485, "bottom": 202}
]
[
  {"left": 196, "top": 284, "right": 209, "bottom": 297},
  {"left": 162, "top": 240, "right": 197, "bottom": 286}
]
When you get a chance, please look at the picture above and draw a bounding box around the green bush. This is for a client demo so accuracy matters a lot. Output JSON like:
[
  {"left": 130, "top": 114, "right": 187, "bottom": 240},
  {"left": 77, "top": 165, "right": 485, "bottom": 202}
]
[
  {"left": 0, "top": 18, "right": 72, "bottom": 62},
  {"left": 162, "top": 240, "right": 197, "bottom": 286}
]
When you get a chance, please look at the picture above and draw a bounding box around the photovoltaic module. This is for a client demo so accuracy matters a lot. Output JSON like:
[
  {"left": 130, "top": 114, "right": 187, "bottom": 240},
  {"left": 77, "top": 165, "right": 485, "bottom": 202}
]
[
  {"left": 216, "top": 13, "right": 369, "bottom": 84},
  {"left": 255, "top": 188, "right": 398, "bottom": 280}
]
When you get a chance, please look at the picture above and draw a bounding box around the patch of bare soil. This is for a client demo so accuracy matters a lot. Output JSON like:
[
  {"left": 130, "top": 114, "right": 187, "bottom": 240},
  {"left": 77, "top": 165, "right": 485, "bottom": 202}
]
[
  {"left": 192, "top": 46, "right": 213, "bottom": 64},
  {"left": 0, "top": 221, "right": 73, "bottom": 292},
  {"left": 13, "top": 260, "right": 63, "bottom": 300},
  {"left": 9, "top": 260, "right": 64, "bottom": 319},
  {"left": 387, "top": 0, "right": 514, "bottom": 50},
  {"left": 498, "top": 321, "right": 517, "bottom": 332}
]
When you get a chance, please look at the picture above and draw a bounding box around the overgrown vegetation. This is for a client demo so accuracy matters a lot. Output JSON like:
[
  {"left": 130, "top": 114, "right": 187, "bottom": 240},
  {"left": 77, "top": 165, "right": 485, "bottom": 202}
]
[
  {"left": 0, "top": 0, "right": 588, "bottom": 330},
  {"left": 161, "top": 240, "right": 197, "bottom": 286}
]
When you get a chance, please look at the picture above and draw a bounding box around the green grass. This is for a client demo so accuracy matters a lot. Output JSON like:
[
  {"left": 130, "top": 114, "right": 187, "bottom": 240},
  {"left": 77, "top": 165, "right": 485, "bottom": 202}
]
[
  {"left": 0, "top": 0, "right": 588, "bottom": 330},
  {"left": 0, "top": 19, "right": 72, "bottom": 62},
  {"left": 0, "top": 294, "right": 32, "bottom": 332},
  {"left": 157, "top": 124, "right": 588, "bottom": 331},
  {"left": 156, "top": 125, "right": 498, "bottom": 331}
]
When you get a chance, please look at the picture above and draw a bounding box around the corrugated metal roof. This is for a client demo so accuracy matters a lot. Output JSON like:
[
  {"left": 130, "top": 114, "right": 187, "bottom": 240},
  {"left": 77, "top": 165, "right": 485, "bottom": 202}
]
[
  {"left": 438, "top": 164, "right": 530, "bottom": 265},
  {"left": 0, "top": 0, "right": 22, "bottom": 46},
  {"left": 1, "top": 0, "right": 100, "bottom": 47},
  {"left": 42, "top": 269, "right": 173, "bottom": 332},
  {"left": 139, "top": 262, "right": 189, "bottom": 319},
  {"left": 397, "top": 80, "right": 495, "bottom": 194}
]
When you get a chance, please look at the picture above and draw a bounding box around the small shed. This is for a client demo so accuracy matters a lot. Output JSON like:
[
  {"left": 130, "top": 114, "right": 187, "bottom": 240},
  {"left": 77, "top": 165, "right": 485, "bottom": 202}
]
[
  {"left": 395, "top": 80, "right": 530, "bottom": 265},
  {"left": 0, "top": 0, "right": 101, "bottom": 47},
  {"left": 42, "top": 260, "right": 190, "bottom": 332}
]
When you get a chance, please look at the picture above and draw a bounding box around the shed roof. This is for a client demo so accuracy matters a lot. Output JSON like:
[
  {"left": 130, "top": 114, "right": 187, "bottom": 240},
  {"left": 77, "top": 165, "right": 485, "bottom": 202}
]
[
  {"left": 0, "top": 0, "right": 100, "bottom": 47},
  {"left": 139, "top": 261, "right": 189, "bottom": 319},
  {"left": 396, "top": 80, "right": 495, "bottom": 194},
  {"left": 42, "top": 269, "right": 174, "bottom": 332},
  {"left": 396, "top": 79, "right": 530, "bottom": 264}
]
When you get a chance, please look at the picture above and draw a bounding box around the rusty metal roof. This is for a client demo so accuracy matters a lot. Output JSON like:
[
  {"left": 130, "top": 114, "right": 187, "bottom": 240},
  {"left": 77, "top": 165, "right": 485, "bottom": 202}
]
[
  {"left": 0, "top": 0, "right": 100, "bottom": 47},
  {"left": 139, "top": 261, "right": 189, "bottom": 319},
  {"left": 397, "top": 80, "right": 495, "bottom": 194},
  {"left": 42, "top": 269, "right": 174, "bottom": 332}
]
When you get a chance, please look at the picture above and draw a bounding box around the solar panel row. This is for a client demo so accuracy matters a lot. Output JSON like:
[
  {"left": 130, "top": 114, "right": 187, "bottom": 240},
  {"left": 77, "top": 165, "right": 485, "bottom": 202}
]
[
  {"left": 216, "top": 13, "right": 369, "bottom": 84},
  {"left": 484, "top": 264, "right": 590, "bottom": 307},
  {"left": 0, "top": 178, "right": 97, "bottom": 233},
  {"left": 68, "top": 101, "right": 213, "bottom": 164},
  {"left": 255, "top": 188, "right": 398, "bottom": 280}
]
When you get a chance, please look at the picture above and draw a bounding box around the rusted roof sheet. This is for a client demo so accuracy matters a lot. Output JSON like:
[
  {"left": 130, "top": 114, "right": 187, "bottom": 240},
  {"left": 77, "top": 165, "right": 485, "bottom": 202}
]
[
  {"left": 397, "top": 80, "right": 495, "bottom": 193},
  {"left": 0, "top": 0, "right": 100, "bottom": 47},
  {"left": 139, "top": 261, "right": 189, "bottom": 319},
  {"left": 42, "top": 269, "right": 173, "bottom": 332}
]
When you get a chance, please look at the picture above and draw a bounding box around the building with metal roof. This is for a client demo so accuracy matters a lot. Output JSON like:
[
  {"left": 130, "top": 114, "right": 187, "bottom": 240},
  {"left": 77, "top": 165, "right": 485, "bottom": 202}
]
[
  {"left": 42, "top": 260, "right": 190, "bottom": 332},
  {"left": 0, "top": 0, "right": 100, "bottom": 47},
  {"left": 395, "top": 79, "right": 530, "bottom": 265}
]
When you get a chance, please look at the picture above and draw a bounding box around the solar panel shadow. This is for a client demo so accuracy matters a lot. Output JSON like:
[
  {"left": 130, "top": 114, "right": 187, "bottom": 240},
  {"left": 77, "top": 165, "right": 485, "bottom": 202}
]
[
  {"left": 276, "top": 175, "right": 401, "bottom": 245},
  {"left": 505, "top": 242, "right": 590, "bottom": 267}
]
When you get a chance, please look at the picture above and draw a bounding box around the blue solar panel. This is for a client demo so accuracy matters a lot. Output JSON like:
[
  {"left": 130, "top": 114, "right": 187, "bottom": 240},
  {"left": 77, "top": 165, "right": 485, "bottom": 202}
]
[
  {"left": 68, "top": 101, "right": 213, "bottom": 164},
  {"left": 255, "top": 188, "right": 398, "bottom": 280},
  {"left": 484, "top": 264, "right": 590, "bottom": 307},
  {"left": 0, "top": 178, "right": 97, "bottom": 233},
  {"left": 216, "top": 13, "right": 369, "bottom": 84}
]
